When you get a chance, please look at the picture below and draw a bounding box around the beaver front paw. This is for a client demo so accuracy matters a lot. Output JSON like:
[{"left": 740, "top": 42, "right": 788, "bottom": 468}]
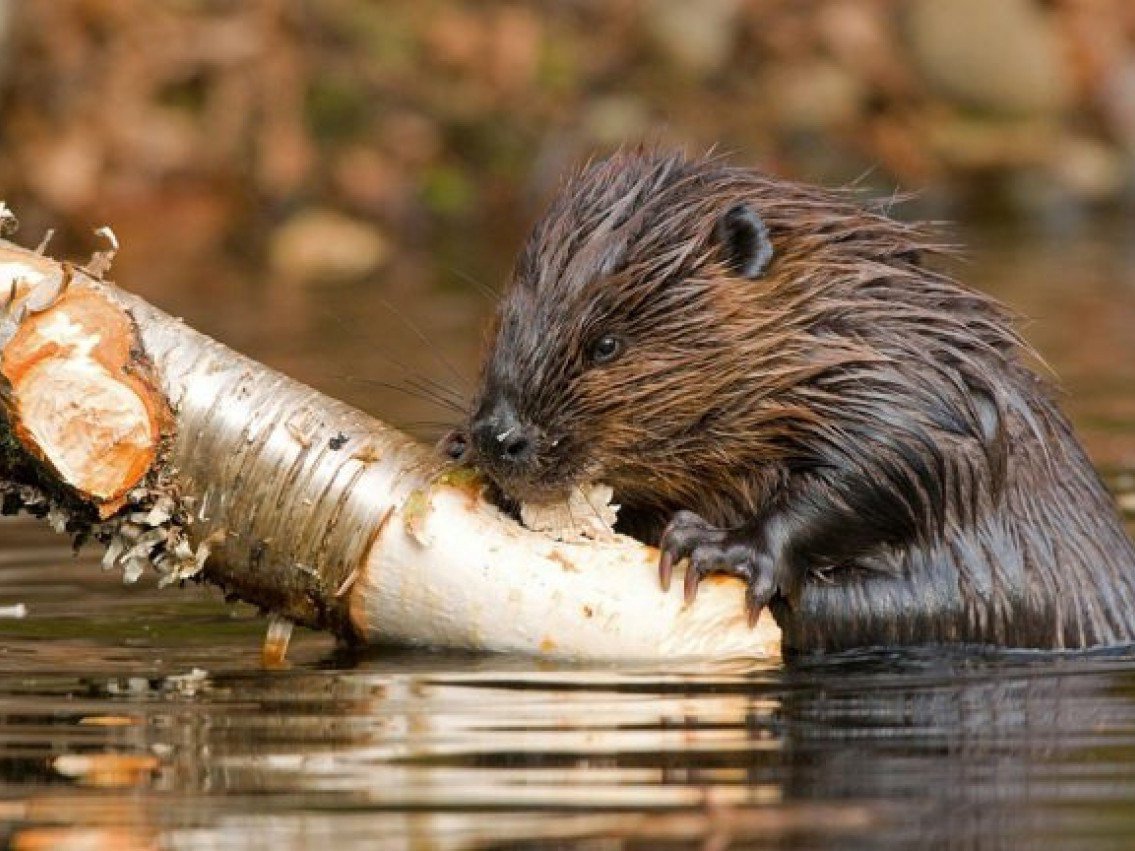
[{"left": 658, "top": 510, "right": 777, "bottom": 626}]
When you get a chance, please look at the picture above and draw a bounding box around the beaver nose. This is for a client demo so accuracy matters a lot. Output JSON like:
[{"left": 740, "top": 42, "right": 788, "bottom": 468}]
[{"left": 471, "top": 401, "right": 537, "bottom": 467}]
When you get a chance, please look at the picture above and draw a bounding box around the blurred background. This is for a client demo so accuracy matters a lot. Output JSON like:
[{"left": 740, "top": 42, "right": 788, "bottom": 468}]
[
  {"left": 1, "top": 0, "right": 1133, "bottom": 457},
  {"left": 5, "top": 0, "right": 1135, "bottom": 237},
  {"left": 3, "top": 6, "right": 1135, "bottom": 848}
]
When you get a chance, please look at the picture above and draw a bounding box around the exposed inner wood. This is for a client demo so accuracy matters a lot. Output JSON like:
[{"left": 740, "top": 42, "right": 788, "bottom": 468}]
[{"left": 2, "top": 286, "right": 168, "bottom": 515}]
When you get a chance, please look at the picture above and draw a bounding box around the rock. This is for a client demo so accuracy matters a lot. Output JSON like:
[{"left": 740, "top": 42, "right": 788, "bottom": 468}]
[
  {"left": 1052, "top": 135, "right": 1129, "bottom": 202},
  {"left": 817, "top": 0, "right": 892, "bottom": 77},
  {"left": 767, "top": 61, "right": 865, "bottom": 131},
  {"left": 27, "top": 132, "right": 102, "bottom": 213},
  {"left": 584, "top": 95, "right": 650, "bottom": 145},
  {"left": 904, "top": 0, "right": 1072, "bottom": 117},
  {"left": 269, "top": 209, "right": 389, "bottom": 282},
  {"left": 645, "top": 0, "right": 741, "bottom": 77},
  {"left": 817, "top": 0, "right": 913, "bottom": 96}
]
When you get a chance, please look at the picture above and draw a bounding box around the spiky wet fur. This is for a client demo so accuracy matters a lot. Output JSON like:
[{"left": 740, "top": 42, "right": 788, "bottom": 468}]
[{"left": 467, "top": 149, "right": 1135, "bottom": 652}]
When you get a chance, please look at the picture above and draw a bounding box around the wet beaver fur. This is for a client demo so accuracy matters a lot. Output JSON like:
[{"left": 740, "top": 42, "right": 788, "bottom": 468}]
[{"left": 457, "top": 148, "right": 1135, "bottom": 653}]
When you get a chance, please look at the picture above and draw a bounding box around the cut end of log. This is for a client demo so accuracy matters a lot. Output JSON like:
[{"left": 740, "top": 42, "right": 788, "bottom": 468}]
[{"left": 1, "top": 263, "right": 169, "bottom": 514}]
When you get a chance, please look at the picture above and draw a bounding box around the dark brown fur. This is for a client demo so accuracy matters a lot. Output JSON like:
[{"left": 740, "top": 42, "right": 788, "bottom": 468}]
[{"left": 461, "top": 149, "right": 1135, "bottom": 653}]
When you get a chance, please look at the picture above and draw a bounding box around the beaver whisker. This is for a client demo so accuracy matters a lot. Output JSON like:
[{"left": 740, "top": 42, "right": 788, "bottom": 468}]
[
  {"left": 346, "top": 377, "right": 466, "bottom": 415},
  {"left": 375, "top": 295, "right": 472, "bottom": 391}
]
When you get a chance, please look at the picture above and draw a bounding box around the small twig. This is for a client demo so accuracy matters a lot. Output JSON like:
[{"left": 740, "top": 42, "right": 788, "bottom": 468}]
[
  {"left": 34, "top": 229, "right": 55, "bottom": 255},
  {"left": 87, "top": 226, "right": 120, "bottom": 279}
]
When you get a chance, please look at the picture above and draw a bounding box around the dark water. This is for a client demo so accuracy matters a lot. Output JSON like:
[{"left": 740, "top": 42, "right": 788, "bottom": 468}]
[{"left": 2, "top": 217, "right": 1135, "bottom": 849}]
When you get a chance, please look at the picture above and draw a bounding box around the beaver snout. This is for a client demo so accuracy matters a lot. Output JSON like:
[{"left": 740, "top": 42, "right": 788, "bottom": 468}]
[{"left": 470, "top": 399, "right": 540, "bottom": 470}]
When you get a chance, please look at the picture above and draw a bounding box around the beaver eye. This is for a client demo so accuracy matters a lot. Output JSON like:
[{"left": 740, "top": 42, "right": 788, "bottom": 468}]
[{"left": 589, "top": 334, "right": 623, "bottom": 365}]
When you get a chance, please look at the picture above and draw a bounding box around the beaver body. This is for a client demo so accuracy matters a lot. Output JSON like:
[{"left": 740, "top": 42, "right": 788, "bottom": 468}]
[{"left": 462, "top": 149, "right": 1135, "bottom": 653}]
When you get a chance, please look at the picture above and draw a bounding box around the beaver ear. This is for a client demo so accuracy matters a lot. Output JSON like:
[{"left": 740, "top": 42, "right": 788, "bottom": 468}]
[{"left": 714, "top": 204, "right": 773, "bottom": 279}]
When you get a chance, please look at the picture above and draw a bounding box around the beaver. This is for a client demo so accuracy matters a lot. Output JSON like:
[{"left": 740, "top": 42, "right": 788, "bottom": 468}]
[{"left": 454, "top": 148, "right": 1135, "bottom": 653}]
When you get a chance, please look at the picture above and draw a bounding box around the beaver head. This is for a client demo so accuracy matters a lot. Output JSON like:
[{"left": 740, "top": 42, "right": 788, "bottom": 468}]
[{"left": 460, "top": 149, "right": 1015, "bottom": 527}]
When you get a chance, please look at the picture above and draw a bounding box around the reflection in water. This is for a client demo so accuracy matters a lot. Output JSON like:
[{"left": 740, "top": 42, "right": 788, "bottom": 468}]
[
  {"left": 2, "top": 221, "right": 1135, "bottom": 849},
  {"left": 784, "top": 650, "right": 1135, "bottom": 848},
  {"left": 2, "top": 523, "right": 1135, "bottom": 851},
  {"left": 8, "top": 617, "right": 1135, "bottom": 849}
]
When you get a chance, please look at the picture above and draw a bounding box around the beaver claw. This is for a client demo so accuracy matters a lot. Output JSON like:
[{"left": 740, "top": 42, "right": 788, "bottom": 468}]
[{"left": 658, "top": 510, "right": 777, "bottom": 627}]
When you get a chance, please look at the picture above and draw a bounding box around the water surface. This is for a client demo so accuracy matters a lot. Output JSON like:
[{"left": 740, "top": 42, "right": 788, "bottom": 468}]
[{"left": 2, "top": 218, "right": 1134, "bottom": 849}]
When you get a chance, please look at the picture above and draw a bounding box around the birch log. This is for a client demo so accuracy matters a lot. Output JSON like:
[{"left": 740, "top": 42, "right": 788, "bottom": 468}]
[{"left": 0, "top": 236, "right": 780, "bottom": 661}]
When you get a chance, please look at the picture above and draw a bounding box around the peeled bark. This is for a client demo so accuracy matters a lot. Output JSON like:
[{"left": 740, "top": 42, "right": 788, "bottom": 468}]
[{"left": 0, "top": 236, "right": 780, "bottom": 661}]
